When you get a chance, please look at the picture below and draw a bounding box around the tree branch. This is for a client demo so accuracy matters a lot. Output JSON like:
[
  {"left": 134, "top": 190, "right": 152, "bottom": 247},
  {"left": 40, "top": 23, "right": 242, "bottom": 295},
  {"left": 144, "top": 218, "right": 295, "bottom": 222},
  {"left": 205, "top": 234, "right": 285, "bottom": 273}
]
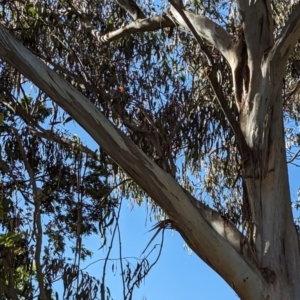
[
  {"left": 169, "top": 0, "right": 213, "bottom": 65},
  {"left": 12, "top": 128, "right": 47, "bottom": 300},
  {"left": 286, "top": 79, "right": 300, "bottom": 102},
  {"left": 56, "top": 4, "right": 171, "bottom": 45},
  {"left": 169, "top": 0, "right": 249, "bottom": 159},
  {"left": 206, "top": 67, "right": 249, "bottom": 158},
  {"left": 271, "top": 2, "right": 300, "bottom": 72},
  {"left": 115, "top": 0, "right": 146, "bottom": 20},
  {"left": 287, "top": 149, "right": 300, "bottom": 164},
  {"left": 0, "top": 25, "right": 266, "bottom": 298},
  {"left": 169, "top": 4, "right": 235, "bottom": 63},
  {"left": 236, "top": 0, "right": 274, "bottom": 59},
  {"left": 0, "top": 279, "right": 19, "bottom": 300},
  {"left": 81, "top": 13, "right": 173, "bottom": 44}
]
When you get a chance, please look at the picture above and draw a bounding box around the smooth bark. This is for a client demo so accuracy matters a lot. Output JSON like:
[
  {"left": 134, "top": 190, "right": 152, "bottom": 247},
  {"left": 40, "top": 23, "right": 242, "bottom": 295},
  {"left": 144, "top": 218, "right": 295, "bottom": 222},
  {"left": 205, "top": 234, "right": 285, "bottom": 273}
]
[
  {"left": 169, "top": 5, "right": 235, "bottom": 63},
  {"left": 1, "top": 0, "right": 300, "bottom": 297},
  {"left": 0, "top": 25, "right": 266, "bottom": 299}
]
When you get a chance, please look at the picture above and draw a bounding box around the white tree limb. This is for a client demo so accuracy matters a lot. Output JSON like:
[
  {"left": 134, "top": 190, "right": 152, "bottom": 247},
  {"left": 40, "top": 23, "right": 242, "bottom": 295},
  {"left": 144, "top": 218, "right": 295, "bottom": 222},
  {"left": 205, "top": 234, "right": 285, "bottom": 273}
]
[
  {"left": 169, "top": 6, "right": 235, "bottom": 63},
  {"left": 81, "top": 13, "right": 173, "bottom": 44},
  {"left": 236, "top": 0, "right": 274, "bottom": 61},
  {"left": 271, "top": 2, "right": 300, "bottom": 72},
  {"left": 0, "top": 25, "right": 267, "bottom": 299}
]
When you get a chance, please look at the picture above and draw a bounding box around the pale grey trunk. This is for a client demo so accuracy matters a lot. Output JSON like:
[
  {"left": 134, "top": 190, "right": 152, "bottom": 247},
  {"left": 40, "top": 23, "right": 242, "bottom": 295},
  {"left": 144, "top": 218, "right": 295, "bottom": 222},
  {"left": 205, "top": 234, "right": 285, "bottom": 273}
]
[
  {"left": 1, "top": 2, "right": 300, "bottom": 296},
  {"left": 239, "top": 58, "right": 300, "bottom": 298}
]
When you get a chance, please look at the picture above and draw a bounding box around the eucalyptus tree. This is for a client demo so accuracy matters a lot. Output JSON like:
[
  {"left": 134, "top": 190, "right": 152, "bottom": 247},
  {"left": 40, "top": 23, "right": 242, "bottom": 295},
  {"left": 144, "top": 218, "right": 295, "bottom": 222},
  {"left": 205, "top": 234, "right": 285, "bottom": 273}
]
[{"left": 0, "top": 0, "right": 300, "bottom": 299}]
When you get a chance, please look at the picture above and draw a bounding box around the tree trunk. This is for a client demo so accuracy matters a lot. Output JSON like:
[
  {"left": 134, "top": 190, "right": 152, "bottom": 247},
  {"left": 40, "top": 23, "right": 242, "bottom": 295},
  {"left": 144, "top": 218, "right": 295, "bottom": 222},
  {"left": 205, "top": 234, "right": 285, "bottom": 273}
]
[
  {"left": 237, "top": 54, "right": 300, "bottom": 298},
  {"left": 1, "top": 0, "right": 300, "bottom": 295},
  {"left": 0, "top": 25, "right": 265, "bottom": 299}
]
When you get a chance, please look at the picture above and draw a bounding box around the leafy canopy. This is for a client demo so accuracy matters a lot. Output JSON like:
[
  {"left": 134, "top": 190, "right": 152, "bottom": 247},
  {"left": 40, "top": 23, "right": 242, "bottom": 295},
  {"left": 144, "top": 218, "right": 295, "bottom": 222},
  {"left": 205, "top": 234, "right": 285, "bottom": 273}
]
[{"left": 0, "top": 0, "right": 299, "bottom": 299}]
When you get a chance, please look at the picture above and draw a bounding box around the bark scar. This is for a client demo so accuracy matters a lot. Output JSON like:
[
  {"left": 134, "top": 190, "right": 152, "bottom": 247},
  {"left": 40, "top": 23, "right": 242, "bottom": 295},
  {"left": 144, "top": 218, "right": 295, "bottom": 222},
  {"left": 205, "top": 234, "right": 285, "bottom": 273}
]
[
  {"left": 260, "top": 267, "right": 276, "bottom": 284},
  {"left": 233, "top": 27, "right": 249, "bottom": 110}
]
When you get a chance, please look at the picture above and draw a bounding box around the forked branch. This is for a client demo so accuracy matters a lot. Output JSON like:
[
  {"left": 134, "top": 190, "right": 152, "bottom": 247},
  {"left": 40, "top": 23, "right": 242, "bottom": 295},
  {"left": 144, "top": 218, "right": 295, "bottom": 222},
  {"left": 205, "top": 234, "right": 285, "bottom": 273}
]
[
  {"left": 169, "top": 0, "right": 248, "bottom": 158},
  {"left": 0, "top": 25, "right": 266, "bottom": 298}
]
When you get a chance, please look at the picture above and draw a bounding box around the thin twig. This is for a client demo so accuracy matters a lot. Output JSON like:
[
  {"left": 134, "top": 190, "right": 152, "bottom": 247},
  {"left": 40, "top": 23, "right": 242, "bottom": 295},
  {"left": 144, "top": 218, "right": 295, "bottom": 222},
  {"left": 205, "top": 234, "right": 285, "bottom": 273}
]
[{"left": 12, "top": 128, "right": 47, "bottom": 300}]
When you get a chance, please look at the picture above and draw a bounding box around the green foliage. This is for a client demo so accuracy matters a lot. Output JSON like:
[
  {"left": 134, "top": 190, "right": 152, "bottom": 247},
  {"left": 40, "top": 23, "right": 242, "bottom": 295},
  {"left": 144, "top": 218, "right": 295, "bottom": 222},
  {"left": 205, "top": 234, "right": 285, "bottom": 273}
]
[{"left": 0, "top": 0, "right": 299, "bottom": 299}]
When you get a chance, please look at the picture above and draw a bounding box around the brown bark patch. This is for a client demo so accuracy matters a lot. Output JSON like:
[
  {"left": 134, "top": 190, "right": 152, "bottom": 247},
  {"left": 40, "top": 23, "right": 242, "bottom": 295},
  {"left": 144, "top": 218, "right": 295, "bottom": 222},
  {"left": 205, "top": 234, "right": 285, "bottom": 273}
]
[{"left": 260, "top": 267, "right": 276, "bottom": 284}]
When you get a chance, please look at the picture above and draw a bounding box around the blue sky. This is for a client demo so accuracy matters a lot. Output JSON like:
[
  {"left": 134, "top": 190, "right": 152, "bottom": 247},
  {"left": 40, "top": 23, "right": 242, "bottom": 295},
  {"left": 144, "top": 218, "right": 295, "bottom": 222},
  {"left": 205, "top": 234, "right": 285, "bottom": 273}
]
[
  {"left": 12, "top": 63, "right": 296, "bottom": 300},
  {"left": 11, "top": 2, "right": 300, "bottom": 297},
  {"left": 60, "top": 122, "right": 238, "bottom": 300},
  {"left": 60, "top": 120, "right": 300, "bottom": 300},
  {"left": 16, "top": 70, "right": 240, "bottom": 300},
  {"left": 78, "top": 202, "right": 237, "bottom": 300}
]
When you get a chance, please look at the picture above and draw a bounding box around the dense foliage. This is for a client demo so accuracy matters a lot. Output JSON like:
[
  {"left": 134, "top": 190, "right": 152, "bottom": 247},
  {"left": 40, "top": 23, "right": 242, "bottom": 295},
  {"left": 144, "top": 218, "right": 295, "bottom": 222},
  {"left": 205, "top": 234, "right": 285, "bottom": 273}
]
[{"left": 0, "top": 0, "right": 299, "bottom": 299}]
